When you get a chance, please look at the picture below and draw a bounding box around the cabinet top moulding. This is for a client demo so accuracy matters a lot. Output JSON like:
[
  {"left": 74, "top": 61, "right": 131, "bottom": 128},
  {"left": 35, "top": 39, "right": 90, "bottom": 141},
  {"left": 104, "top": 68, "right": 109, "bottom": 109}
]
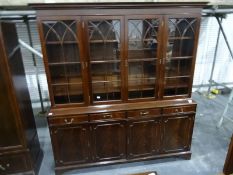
[{"left": 29, "top": 2, "right": 208, "bottom": 10}]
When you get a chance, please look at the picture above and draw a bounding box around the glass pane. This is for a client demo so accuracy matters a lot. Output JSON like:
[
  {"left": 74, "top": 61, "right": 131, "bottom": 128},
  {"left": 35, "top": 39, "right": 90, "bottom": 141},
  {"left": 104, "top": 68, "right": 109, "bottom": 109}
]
[
  {"left": 164, "top": 17, "right": 197, "bottom": 97},
  {"left": 91, "top": 62, "right": 121, "bottom": 101},
  {"left": 88, "top": 19, "right": 122, "bottom": 102},
  {"left": 49, "top": 65, "right": 66, "bottom": 84},
  {"left": 167, "top": 18, "right": 197, "bottom": 58},
  {"left": 165, "top": 59, "right": 192, "bottom": 77},
  {"left": 68, "top": 84, "right": 83, "bottom": 103},
  {"left": 88, "top": 20, "right": 120, "bottom": 61},
  {"left": 128, "top": 19, "right": 159, "bottom": 99},
  {"left": 92, "top": 81, "right": 121, "bottom": 101},
  {"left": 164, "top": 77, "right": 190, "bottom": 96},
  {"left": 52, "top": 85, "right": 69, "bottom": 104},
  {"left": 43, "top": 20, "right": 77, "bottom": 42},
  {"left": 128, "top": 19, "right": 159, "bottom": 59},
  {"left": 42, "top": 20, "right": 84, "bottom": 104}
]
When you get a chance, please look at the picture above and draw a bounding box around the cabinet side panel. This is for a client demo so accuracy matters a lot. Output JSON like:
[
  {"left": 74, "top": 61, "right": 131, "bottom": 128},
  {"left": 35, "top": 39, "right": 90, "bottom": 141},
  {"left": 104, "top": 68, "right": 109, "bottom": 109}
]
[
  {"left": 0, "top": 22, "right": 42, "bottom": 165},
  {"left": 0, "top": 27, "right": 22, "bottom": 149}
]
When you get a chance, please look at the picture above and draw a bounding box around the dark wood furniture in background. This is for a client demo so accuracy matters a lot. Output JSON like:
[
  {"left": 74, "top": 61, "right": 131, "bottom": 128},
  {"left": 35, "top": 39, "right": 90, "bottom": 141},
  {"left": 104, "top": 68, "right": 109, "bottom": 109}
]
[
  {"left": 31, "top": 2, "right": 207, "bottom": 174},
  {"left": 223, "top": 134, "right": 233, "bottom": 175},
  {"left": 0, "top": 22, "right": 43, "bottom": 175}
]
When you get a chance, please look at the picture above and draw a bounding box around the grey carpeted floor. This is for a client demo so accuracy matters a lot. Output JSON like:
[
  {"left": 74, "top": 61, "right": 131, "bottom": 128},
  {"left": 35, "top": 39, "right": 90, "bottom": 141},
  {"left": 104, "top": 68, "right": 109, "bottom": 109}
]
[{"left": 35, "top": 92, "right": 233, "bottom": 175}]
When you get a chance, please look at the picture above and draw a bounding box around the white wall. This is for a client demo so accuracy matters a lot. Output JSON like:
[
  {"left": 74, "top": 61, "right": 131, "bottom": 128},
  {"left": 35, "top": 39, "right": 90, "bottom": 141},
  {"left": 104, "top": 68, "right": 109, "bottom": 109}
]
[{"left": 194, "top": 14, "right": 233, "bottom": 90}]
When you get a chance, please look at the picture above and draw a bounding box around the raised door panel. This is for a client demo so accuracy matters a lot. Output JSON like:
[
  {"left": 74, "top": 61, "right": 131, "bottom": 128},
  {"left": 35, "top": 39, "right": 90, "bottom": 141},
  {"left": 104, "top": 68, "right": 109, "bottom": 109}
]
[
  {"left": 128, "top": 117, "right": 161, "bottom": 158},
  {"left": 126, "top": 16, "right": 162, "bottom": 100},
  {"left": 85, "top": 16, "right": 124, "bottom": 103},
  {"left": 51, "top": 124, "right": 91, "bottom": 166},
  {"left": 162, "top": 16, "right": 200, "bottom": 98},
  {"left": 162, "top": 114, "right": 194, "bottom": 153},
  {"left": 39, "top": 18, "right": 87, "bottom": 106},
  {"left": 92, "top": 121, "right": 126, "bottom": 161}
]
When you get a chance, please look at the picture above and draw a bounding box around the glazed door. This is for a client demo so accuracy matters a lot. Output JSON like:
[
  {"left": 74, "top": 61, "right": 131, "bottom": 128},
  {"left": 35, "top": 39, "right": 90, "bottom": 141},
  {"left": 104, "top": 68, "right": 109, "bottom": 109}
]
[
  {"left": 127, "top": 117, "right": 161, "bottom": 158},
  {"left": 92, "top": 120, "right": 126, "bottom": 161},
  {"left": 85, "top": 16, "right": 124, "bottom": 103},
  {"left": 162, "top": 114, "right": 194, "bottom": 153},
  {"left": 126, "top": 15, "right": 162, "bottom": 100},
  {"left": 51, "top": 124, "right": 91, "bottom": 166},
  {"left": 39, "top": 17, "right": 88, "bottom": 106},
  {"left": 162, "top": 15, "right": 200, "bottom": 98}
]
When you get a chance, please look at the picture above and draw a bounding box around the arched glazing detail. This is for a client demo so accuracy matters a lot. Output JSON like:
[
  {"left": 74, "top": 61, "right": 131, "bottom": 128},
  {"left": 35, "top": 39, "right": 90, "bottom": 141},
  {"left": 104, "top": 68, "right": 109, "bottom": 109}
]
[
  {"left": 42, "top": 20, "right": 83, "bottom": 104},
  {"left": 88, "top": 20, "right": 121, "bottom": 102},
  {"left": 127, "top": 19, "right": 159, "bottom": 99},
  {"left": 164, "top": 18, "right": 197, "bottom": 97}
]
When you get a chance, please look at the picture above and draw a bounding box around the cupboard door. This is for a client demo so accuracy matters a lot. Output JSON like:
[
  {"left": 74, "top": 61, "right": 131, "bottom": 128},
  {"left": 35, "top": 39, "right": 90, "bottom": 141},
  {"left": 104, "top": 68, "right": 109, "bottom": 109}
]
[
  {"left": 51, "top": 124, "right": 91, "bottom": 166},
  {"left": 162, "top": 16, "right": 199, "bottom": 97},
  {"left": 128, "top": 117, "right": 161, "bottom": 158},
  {"left": 92, "top": 120, "right": 126, "bottom": 161},
  {"left": 126, "top": 16, "right": 162, "bottom": 100},
  {"left": 162, "top": 114, "right": 194, "bottom": 153},
  {"left": 86, "top": 17, "right": 124, "bottom": 103},
  {"left": 40, "top": 18, "right": 87, "bottom": 105}
]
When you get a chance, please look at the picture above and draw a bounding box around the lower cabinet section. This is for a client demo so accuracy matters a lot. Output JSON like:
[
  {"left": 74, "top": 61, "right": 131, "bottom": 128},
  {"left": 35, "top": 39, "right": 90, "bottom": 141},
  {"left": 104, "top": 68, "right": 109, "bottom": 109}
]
[{"left": 48, "top": 104, "right": 196, "bottom": 173}]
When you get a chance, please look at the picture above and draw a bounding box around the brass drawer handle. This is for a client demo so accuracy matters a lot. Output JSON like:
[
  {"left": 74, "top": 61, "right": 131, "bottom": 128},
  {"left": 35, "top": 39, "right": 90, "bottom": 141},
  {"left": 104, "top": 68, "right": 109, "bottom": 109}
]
[
  {"left": 0, "top": 165, "right": 5, "bottom": 171},
  {"left": 103, "top": 114, "right": 112, "bottom": 118},
  {"left": 140, "top": 111, "right": 149, "bottom": 116},
  {"left": 64, "top": 118, "right": 74, "bottom": 124},
  {"left": 175, "top": 108, "right": 184, "bottom": 113}
]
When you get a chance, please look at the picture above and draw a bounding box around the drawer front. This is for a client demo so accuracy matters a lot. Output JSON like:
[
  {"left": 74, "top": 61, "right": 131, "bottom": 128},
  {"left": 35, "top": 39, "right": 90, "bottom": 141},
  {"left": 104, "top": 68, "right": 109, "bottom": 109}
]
[
  {"left": 90, "top": 112, "right": 125, "bottom": 121},
  {"left": 0, "top": 153, "right": 31, "bottom": 174},
  {"left": 48, "top": 115, "right": 88, "bottom": 126},
  {"left": 127, "top": 108, "right": 161, "bottom": 118},
  {"left": 163, "top": 105, "right": 196, "bottom": 115}
]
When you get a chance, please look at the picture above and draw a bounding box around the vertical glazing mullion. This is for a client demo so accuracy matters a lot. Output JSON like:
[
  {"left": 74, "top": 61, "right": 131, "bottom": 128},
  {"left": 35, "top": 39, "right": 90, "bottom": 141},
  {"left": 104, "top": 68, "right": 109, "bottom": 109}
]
[{"left": 60, "top": 38, "right": 70, "bottom": 103}]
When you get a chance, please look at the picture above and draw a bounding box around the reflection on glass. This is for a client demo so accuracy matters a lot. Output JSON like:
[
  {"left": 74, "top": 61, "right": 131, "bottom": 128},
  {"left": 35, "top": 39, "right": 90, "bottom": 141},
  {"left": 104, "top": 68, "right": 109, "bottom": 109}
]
[
  {"left": 164, "top": 18, "right": 197, "bottom": 96},
  {"left": 128, "top": 19, "right": 159, "bottom": 99},
  {"left": 166, "top": 18, "right": 197, "bottom": 58},
  {"left": 128, "top": 19, "right": 159, "bottom": 59},
  {"left": 88, "top": 20, "right": 121, "bottom": 101}
]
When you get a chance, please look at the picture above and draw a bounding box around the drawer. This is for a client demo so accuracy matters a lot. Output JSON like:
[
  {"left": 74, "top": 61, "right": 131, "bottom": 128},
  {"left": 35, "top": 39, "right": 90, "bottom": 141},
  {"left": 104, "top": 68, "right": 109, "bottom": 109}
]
[
  {"left": 127, "top": 108, "right": 161, "bottom": 118},
  {"left": 90, "top": 112, "right": 125, "bottom": 121},
  {"left": 163, "top": 105, "right": 196, "bottom": 114},
  {"left": 48, "top": 115, "right": 88, "bottom": 126},
  {"left": 0, "top": 153, "right": 30, "bottom": 174}
]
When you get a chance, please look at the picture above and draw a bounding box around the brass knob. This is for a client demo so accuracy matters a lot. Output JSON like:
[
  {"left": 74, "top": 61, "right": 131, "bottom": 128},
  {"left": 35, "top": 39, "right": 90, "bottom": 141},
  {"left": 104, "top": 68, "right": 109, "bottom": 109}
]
[{"left": 64, "top": 118, "right": 74, "bottom": 124}]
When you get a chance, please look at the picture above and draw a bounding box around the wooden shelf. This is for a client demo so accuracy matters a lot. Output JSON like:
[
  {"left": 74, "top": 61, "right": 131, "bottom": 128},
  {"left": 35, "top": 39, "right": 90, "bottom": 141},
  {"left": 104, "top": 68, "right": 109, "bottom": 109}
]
[
  {"left": 51, "top": 77, "right": 82, "bottom": 86},
  {"left": 168, "top": 36, "right": 193, "bottom": 40},
  {"left": 90, "top": 60, "right": 120, "bottom": 64},
  {"left": 164, "top": 84, "right": 189, "bottom": 89},
  {"left": 128, "top": 58, "right": 157, "bottom": 62},
  {"left": 165, "top": 75, "right": 190, "bottom": 79},
  {"left": 89, "top": 40, "right": 119, "bottom": 43},
  {"left": 166, "top": 56, "right": 192, "bottom": 60},
  {"left": 129, "top": 39, "right": 158, "bottom": 42},
  {"left": 46, "top": 41, "right": 78, "bottom": 44},
  {"left": 49, "top": 62, "right": 80, "bottom": 65}
]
